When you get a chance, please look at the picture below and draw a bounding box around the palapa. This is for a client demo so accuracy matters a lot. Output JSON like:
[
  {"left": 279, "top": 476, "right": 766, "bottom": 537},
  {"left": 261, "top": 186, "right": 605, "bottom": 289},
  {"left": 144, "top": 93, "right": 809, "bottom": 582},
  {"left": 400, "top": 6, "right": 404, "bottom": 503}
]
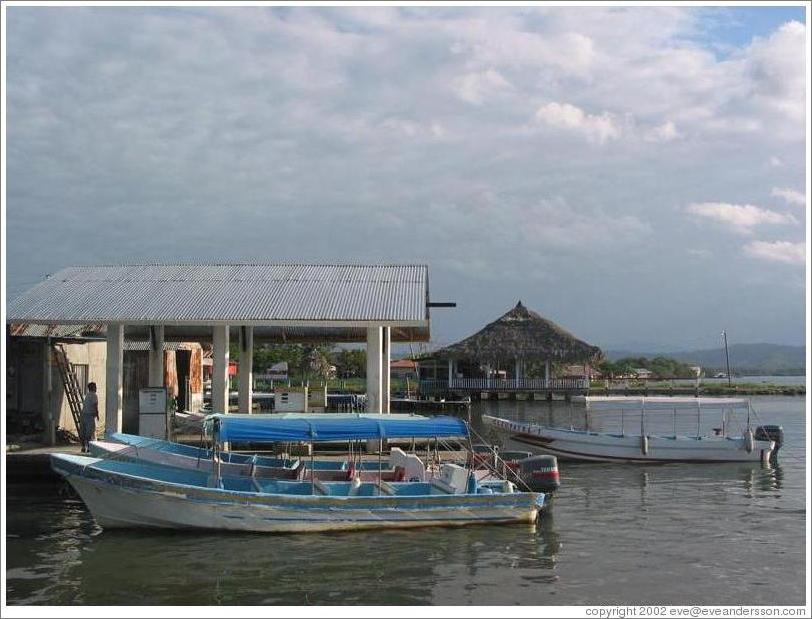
[{"left": 433, "top": 301, "right": 601, "bottom": 364}]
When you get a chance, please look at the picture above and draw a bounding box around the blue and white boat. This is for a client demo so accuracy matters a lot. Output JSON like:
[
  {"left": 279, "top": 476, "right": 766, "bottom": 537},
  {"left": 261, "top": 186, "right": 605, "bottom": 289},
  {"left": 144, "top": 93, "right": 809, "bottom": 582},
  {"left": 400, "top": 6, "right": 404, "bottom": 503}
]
[
  {"left": 91, "top": 413, "right": 458, "bottom": 481},
  {"left": 52, "top": 415, "right": 544, "bottom": 533}
]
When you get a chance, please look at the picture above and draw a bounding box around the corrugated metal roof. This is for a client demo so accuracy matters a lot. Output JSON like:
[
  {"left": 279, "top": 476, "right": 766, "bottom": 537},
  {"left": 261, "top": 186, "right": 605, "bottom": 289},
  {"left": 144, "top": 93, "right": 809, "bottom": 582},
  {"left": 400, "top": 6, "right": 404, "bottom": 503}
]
[
  {"left": 7, "top": 264, "right": 429, "bottom": 326},
  {"left": 7, "top": 323, "right": 106, "bottom": 339}
]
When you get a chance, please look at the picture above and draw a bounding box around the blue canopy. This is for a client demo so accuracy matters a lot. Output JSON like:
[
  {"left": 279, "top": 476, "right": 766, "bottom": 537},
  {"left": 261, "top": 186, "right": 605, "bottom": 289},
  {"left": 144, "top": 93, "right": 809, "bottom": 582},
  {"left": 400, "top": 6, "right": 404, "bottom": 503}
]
[{"left": 207, "top": 414, "right": 469, "bottom": 443}]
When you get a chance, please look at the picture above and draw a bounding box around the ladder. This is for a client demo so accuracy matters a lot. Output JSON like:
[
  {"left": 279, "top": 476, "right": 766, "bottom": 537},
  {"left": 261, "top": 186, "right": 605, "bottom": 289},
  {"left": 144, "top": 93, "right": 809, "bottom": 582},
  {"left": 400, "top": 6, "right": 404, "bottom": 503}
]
[{"left": 52, "top": 343, "right": 85, "bottom": 438}]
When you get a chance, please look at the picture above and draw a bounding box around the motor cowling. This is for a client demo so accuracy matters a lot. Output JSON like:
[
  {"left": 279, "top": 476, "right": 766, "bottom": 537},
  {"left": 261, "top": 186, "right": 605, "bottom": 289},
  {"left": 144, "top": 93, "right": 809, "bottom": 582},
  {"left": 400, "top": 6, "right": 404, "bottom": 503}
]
[
  {"left": 517, "top": 455, "right": 560, "bottom": 492},
  {"left": 754, "top": 425, "right": 784, "bottom": 462}
]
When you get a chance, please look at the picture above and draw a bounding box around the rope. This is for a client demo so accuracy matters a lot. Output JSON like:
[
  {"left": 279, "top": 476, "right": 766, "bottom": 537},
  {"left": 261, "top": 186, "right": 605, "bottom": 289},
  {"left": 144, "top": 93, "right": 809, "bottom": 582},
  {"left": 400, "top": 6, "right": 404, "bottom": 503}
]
[{"left": 465, "top": 425, "right": 534, "bottom": 493}]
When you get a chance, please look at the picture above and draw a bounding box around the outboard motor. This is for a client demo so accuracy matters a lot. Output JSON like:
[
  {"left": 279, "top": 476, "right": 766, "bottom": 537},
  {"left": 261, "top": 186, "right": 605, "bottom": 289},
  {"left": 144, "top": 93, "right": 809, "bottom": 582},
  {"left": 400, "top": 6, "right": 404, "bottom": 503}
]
[
  {"left": 517, "top": 455, "right": 560, "bottom": 492},
  {"left": 755, "top": 425, "right": 784, "bottom": 462}
]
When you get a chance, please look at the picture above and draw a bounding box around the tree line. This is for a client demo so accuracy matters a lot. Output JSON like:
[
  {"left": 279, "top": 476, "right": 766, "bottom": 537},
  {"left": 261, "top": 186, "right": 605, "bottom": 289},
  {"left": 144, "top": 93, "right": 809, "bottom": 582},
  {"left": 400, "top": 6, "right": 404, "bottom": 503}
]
[
  {"left": 229, "top": 343, "right": 368, "bottom": 381},
  {"left": 597, "top": 356, "right": 697, "bottom": 379}
]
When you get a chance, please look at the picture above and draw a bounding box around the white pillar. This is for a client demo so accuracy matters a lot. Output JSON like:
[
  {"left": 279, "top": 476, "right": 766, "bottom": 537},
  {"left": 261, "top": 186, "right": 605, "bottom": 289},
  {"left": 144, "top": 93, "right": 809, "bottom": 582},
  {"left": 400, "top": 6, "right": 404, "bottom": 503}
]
[
  {"left": 44, "top": 341, "right": 55, "bottom": 446},
  {"left": 238, "top": 326, "right": 253, "bottom": 413},
  {"left": 148, "top": 325, "right": 164, "bottom": 387},
  {"left": 381, "top": 327, "right": 391, "bottom": 413},
  {"left": 447, "top": 359, "right": 453, "bottom": 383},
  {"left": 105, "top": 323, "right": 124, "bottom": 436},
  {"left": 212, "top": 325, "right": 230, "bottom": 414},
  {"left": 515, "top": 358, "right": 523, "bottom": 381},
  {"left": 545, "top": 359, "right": 551, "bottom": 384},
  {"left": 366, "top": 326, "right": 383, "bottom": 414}
]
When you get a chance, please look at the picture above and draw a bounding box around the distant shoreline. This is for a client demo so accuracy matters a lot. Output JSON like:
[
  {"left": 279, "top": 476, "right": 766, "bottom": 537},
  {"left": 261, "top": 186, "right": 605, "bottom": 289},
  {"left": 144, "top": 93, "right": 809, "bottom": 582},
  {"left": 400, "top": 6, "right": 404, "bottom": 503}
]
[{"left": 589, "top": 381, "right": 805, "bottom": 397}]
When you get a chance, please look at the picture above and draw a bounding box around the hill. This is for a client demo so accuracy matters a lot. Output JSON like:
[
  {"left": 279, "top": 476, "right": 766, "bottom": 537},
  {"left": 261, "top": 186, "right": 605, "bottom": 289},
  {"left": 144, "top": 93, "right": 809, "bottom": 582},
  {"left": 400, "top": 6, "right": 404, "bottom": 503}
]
[{"left": 604, "top": 344, "right": 805, "bottom": 376}]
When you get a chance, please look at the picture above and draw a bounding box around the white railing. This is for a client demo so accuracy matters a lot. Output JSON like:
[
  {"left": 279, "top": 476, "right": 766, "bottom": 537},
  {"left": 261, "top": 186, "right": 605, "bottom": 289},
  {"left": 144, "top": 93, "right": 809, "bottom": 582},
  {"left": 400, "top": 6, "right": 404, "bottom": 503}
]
[{"left": 420, "top": 378, "right": 590, "bottom": 391}]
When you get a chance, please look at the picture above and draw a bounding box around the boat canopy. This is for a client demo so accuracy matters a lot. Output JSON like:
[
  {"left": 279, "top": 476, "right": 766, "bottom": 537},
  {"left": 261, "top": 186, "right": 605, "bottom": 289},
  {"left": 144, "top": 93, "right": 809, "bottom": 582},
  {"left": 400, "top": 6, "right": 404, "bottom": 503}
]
[
  {"left": 573, "top": 396, "right": 750, "bottom": 411},
  {"left": 206, "top": 413, "right": 469, "bottom": 443}
]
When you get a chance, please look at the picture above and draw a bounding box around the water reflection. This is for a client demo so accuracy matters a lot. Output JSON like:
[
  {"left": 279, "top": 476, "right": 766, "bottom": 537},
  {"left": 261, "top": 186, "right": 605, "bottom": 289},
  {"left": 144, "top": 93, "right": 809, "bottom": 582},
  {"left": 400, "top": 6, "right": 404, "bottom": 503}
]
[
  {"left": 5, "top": 396, "right": 805, "bottom": 606},
  {"left": 7, "top": 482, "right": 562, "bottom": 605}
]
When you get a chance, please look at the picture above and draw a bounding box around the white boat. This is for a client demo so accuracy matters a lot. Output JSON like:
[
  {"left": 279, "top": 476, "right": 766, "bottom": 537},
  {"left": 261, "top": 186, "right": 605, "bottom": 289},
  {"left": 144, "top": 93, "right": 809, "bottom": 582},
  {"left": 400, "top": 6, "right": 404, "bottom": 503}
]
[
  {"left": 53, "top": 414, "right": 544, "bottom": 533},
  {"left": 484, "top": 396, "right": 783, "bottom": 464}
]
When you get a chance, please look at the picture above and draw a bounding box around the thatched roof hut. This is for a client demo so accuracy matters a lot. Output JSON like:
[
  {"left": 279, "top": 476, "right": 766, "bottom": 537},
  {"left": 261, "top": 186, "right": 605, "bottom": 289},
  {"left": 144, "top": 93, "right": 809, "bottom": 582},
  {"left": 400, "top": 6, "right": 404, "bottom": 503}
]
[{"left": 434, "top": 301, "right": 602, "bottom": 365}]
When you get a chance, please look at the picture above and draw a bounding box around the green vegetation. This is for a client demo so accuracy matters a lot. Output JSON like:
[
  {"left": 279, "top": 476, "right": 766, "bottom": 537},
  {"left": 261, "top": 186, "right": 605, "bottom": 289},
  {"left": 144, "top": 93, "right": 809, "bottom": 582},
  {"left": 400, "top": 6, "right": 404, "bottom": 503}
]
[
  {"left": 228, "top": 343, "right": 371, "bottom": 384},
  {"left": 588, "top": 381, "right": 804, "bottom": 396},
  {"left": 597, "top": 356, "right": 697, "bottom": 379},
  {"left": 605, "top": 344, "right": 805, "bottom": 376},
  {"left": 254, "top": 376, "right": 416, "bottom": 394}
]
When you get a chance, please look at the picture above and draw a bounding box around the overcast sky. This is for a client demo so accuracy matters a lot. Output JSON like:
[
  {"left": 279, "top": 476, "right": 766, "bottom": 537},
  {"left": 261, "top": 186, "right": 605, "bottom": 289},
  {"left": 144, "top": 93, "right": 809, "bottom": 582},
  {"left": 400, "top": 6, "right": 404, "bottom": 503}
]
[{"left": 5, "top": 6, "right": 808, "bottom": 351}]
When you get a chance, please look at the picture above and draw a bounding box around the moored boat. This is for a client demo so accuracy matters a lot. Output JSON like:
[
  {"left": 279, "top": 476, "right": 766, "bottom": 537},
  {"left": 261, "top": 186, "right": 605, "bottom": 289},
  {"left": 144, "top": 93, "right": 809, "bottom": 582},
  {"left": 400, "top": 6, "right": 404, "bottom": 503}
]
[
  {"left": 484, "top": 396, "right": 783, "bottom": 464},
  {"left": 53, "top": 414, "right": 545, "bottom": 533}
]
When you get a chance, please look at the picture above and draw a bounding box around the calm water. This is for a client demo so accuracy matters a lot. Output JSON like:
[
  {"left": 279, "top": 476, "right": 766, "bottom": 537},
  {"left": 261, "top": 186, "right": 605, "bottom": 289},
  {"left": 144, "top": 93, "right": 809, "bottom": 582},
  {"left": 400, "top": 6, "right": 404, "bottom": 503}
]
[{"left": 5, "top": 396, "right": 807, "bottom": 605}]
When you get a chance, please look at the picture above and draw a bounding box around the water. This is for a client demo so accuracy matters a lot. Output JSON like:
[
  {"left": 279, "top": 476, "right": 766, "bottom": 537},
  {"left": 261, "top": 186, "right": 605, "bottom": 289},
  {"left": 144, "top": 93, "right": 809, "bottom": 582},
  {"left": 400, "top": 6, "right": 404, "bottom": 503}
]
[{"left": 5, "top": 396, "right": 806, "bottom": 605}]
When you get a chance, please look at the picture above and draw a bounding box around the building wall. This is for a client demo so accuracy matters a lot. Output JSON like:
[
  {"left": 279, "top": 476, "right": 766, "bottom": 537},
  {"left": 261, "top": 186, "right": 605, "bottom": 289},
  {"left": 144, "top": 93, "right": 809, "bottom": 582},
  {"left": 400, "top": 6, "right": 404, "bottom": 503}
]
[
  {"left": 6, "top": 338, "right": 106, "bottom": 440},
  {"left": 50, "top": 341, "right": 107, "bottom": 437},
  {"left": 7, "top": 337, "right": 205, "bottom": 441},
  {"left": 6, "top": 339, "right": 45, "bottom": 435},
  {"left": 123, "top": 350, "right": 149, "bottom": 433}
]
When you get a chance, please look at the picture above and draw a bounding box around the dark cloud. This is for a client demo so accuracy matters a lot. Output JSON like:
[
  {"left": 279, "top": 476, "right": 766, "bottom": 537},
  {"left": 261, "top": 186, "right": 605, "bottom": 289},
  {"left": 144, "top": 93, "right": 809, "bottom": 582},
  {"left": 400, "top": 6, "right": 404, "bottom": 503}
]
[{"left": 5, "top": 7, "right": 806, "bottom": 348}]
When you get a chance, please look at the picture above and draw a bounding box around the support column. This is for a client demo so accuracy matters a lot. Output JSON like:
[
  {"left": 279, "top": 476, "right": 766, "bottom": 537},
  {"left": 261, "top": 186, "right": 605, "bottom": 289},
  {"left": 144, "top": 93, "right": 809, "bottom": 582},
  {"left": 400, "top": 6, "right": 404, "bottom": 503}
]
[
  {"left": 148, "top": 325, "right": 165, "bottom": 387},
  {"left": 239, "top": 326, "right": 253, "bottom": 413},
  {"left": 105, "top": 323, "right": 124, "bottom": 436},
  {"left": 544, "top": 359, "right": 551, "bottom": 384},
  {"left": 366, "top": 326, "right": 383, "bottom": 413},
  {"left": 212, "top": 325, "right": 230, "bottom": 414},
  {"left": 447, "top": 359, "right": 453, "bottom": 384},
  {"left": 515, "top": 358, "right": 523, "bottom": 381},
  {"left": 381, "top": 326, "right": 391, "bottom": 414},
  {"left": 44, "top": 339, "right": 55, "bottom": 446}
]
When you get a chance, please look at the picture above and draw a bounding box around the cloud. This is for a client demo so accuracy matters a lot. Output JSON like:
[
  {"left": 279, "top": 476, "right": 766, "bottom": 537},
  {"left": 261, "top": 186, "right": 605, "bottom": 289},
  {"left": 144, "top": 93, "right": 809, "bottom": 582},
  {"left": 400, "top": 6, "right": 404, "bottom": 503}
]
[
  {"left": 771, "top": 187, "right": 805, "bottom": 207},
  {"left": 685, "top": 202, "right": 797, "bottom": 234},
  {"left": 744, "top": 240, "right": 805, "bottom": 265},
  {"left": 769, "top": 156, "right": 783, "bottom": 167},
  {"left": 451, "top": 69, "right": 511, "bottom": 105},
  {"left": 687, "top": 248, "right": 712, "bottom": 259},
  {"left": 743, "top": 21, "right": 807, "bottom": 124},
  {"left": 447, "top": 19, "right": 596, "bottom": 77},
  {"left": 645, "top": 120, "right": 680, "bottom": 142},
  {"left": 534, "top": 102, "right": 621, "bottom": 143},
  {"left": 4, "top": 6, "right": 807, "bottom": 349}
]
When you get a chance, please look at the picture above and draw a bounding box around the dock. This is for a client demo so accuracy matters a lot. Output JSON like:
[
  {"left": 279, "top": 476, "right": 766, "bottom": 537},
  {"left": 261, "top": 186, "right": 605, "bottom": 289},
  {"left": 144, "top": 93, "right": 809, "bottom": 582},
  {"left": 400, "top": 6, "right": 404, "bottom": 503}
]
[
  {"left": 419, "top": 378, "right": 589, "bottom": 401},
  {"left": 6, "top": 444, "right": 83, "bottom": 482},
  {"left": 390, "top": 396, "right": 471, "bottom": 414}
]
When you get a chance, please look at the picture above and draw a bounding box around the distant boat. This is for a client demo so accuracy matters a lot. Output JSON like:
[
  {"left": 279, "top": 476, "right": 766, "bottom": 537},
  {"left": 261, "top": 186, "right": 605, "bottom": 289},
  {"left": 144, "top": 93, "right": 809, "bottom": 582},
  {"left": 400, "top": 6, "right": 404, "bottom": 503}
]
[
  {"left": 714, "top": 372, "right": 728, "bottom": 379},
  {"left": 53, "top": 414, "right": 545, "bottom": 533},
  {"left": 484, "top": 396, "right": 783, "bottom": 464}
]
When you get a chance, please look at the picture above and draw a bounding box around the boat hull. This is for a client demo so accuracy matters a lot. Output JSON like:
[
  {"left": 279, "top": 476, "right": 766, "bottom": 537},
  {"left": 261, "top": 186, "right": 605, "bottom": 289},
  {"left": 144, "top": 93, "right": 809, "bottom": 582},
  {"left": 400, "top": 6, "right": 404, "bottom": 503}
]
[
  {"left": 485, "top": 417, "right": 773, "bottom": 464},
  {"left": 53, "top": 456, "right": 541, "bottom": 533}
]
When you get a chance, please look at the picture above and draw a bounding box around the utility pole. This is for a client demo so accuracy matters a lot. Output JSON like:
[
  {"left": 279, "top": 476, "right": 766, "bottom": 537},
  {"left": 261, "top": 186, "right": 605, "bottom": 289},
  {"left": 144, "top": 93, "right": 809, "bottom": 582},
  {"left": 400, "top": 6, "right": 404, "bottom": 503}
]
[{"left": 721, "top": 330, "right": 732, "bottom": 386}]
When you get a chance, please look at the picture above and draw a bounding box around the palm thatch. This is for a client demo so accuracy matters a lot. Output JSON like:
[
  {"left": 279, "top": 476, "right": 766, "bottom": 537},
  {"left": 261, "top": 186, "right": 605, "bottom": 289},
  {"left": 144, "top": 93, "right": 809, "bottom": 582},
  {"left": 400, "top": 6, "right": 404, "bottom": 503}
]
[{"left": 434, "top": 301, "right": 602, "bottom": 364}]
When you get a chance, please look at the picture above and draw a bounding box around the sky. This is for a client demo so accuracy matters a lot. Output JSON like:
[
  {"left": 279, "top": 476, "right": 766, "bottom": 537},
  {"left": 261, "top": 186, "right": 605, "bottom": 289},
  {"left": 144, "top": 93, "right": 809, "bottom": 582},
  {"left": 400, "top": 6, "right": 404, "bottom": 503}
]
[{"left": 4, "top": 5, "right": 808, "bottom": 352}]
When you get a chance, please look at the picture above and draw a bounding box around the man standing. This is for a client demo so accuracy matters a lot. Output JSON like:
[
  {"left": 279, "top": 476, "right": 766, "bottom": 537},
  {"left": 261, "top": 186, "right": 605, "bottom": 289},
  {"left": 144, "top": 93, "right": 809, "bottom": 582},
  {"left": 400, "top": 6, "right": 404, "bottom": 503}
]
[{"left": 80, "top": 382, "right": 99, "bottom": 453}]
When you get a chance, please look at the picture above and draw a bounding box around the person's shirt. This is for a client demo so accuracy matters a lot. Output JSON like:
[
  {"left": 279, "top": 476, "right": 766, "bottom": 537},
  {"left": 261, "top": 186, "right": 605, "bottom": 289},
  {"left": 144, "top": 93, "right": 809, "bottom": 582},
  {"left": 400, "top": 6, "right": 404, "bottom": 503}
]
[{"left": 82, "top": 391, "right": 98, "bottom": 417}]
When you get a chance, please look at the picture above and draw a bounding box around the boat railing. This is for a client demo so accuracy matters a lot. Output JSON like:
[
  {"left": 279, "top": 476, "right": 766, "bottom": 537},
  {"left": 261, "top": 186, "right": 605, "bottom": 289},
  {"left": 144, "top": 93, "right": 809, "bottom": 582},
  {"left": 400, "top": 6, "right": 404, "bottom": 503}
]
[
  {"left": 420, "top": 378, "right": 590, "bottom": 392},
  {"left": 466, "top": 426, "right": 534, "bottom": 492},
  {"left": 506, "top": 401, "right": 752, "bottom": 439}
]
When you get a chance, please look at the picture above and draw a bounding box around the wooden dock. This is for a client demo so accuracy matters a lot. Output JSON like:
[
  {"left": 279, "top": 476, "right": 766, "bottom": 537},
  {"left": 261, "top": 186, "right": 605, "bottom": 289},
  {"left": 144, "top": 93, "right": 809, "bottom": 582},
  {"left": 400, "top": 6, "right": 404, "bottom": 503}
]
[{"left": 390, "top": 396, "right": 471, "bottom": 414}]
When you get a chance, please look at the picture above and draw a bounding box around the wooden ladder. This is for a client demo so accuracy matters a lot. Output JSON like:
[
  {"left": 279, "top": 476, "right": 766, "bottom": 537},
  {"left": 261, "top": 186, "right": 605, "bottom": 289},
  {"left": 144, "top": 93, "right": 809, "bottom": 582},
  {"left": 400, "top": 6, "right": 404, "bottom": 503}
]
[{"left": 52, "top": 343, "right": 85, "bottom": 437}]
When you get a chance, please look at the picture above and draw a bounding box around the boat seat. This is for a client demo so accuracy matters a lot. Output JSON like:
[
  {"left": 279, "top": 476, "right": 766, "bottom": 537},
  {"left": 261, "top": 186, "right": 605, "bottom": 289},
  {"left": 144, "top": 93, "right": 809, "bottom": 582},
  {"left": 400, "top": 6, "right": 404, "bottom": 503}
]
[
  {"left": 378, "top": 481, "right": 396, "bottom": 496},
  {"left": 312, "top": 479, "right": 330, "bottom": 496}
]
